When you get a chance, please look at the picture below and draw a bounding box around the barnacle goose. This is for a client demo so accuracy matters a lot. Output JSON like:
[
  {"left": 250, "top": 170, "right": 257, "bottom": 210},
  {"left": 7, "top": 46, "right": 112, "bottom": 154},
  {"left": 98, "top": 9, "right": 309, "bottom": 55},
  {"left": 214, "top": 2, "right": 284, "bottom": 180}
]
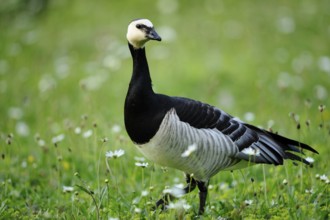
[{"left": 124, "top": 18, "right": 318, "bottom": 215}]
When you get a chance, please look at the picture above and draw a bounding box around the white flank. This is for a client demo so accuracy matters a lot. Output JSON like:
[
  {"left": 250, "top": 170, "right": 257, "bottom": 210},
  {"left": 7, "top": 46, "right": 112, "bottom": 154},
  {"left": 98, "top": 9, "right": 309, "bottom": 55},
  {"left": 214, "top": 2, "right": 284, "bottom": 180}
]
[{"left": 138, "top": 109, "right": 238, "bottom": 181}]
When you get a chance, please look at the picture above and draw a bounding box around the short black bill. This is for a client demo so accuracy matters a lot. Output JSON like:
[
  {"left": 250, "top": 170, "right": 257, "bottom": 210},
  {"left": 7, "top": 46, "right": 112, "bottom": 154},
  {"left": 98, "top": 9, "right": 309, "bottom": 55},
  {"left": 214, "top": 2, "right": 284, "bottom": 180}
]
[{"left": 147, "top": 28, "right": 161, "bottom": 41}]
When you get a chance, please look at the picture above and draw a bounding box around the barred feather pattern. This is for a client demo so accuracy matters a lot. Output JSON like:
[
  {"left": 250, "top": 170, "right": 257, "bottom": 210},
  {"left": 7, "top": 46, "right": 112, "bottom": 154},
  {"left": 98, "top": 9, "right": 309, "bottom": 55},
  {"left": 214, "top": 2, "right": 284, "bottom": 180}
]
[{"left": 138, "top": 109, "right": 240, "bottom": 181}]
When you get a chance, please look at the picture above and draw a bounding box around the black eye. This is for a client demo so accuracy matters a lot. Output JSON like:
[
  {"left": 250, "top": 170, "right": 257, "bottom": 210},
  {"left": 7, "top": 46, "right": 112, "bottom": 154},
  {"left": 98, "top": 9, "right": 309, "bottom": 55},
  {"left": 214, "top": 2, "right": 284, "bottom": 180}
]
[{"left": 136, "top": 24, "right": 143, "bottom": 29}]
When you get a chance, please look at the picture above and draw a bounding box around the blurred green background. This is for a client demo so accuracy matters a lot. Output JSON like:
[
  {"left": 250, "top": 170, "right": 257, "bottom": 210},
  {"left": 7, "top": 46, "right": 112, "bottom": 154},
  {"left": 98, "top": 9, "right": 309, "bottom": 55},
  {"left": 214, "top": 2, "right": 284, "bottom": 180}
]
[{"left": 0, "top": 0, "right": 329, "bottom": 219}]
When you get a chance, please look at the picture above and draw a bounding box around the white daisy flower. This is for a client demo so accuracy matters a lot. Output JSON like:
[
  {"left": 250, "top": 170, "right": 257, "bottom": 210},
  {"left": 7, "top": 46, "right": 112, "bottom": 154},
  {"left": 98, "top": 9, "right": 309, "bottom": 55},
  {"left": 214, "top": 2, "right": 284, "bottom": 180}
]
[
  {"left": 305, "top": 188, "right": 314, "bottom": 194},
  {"left": 183, "top": 203, "right": 191, "bottom": 211},
  {"left": 134, "top": 207, "right": 142, "bottom": 213},
  {"left": 105, "top": 149, "right": 125, "bottom": 159},
  {"left": 242, "top": 147, "right": 260, "bottom": 156},
  {"left": 135, "top": 162, "right": 149, "bottom": 168},
  {"left": 320, "top": 174, "right": 329, "bottom": 182},
  {"left": 74, "top": 127, "right": 81, "bottom": 134},
  {"left": 111, "top": 124, "right": 121, "bottom": 133},
  {"left": 82, "top": 129, "right": 93, "bottom": 138},
  {"left": 141, "top": 190, "right": 149, "bottom": 197},
  {"left": 181, "top": 143, "right": 197, "bottom": 157},
  {"left": 168, "top": 199, "right": 191, "bottom": 211},
  {"left": 305, "top": 157, "right": 315, "bottom": 164},
  {"left": 37, "top": 139, "right": 46, "bottom": 147},
  {"left": 134, "top": 156, "right": 146, "bottom": 162},
  {"left": 63, "top": 185, "right": 74, "bottom": 192},
  {"left": 163, "top": 186, "right": 185, "bottom": 198},
  {"left": 132, "top": 197, "right": 140, "bottom": 205},
  {"left": 52, "top": 134, "right": 65, "bottom": 144},
  {"left": 244, "top": 199, "right": 253, "bottom": 206}
]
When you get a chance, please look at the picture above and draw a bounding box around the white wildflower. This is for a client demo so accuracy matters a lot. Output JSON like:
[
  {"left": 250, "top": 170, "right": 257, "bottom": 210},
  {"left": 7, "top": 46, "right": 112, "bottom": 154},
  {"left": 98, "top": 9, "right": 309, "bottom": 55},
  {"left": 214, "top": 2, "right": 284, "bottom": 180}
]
[
  {"left": 183, "top": 203, "right": 191, "bottom": 211},
  {"left": 111, "top": 124, "right": 121, "bottom": 133},
  {"left": 318, "top": 105, "right": 326, "bottom": 112},
  {"left": 168, "top": 199, "right": 191, "bottom": 210},
  {"left": 242, "top": 147, "right": 260, "bottom": 156},
  {"left": 305, "top": 188, "right": 314, "bottom": 194},
  {"left": 141, "top": 190, "right": 149, "bottom": 197},
  {"left": 167, "top": 187, "right": 185, "bottom": 198},
  {"left": 271, "top": 200, "right": 278, "bottom": 206},
  {"left": 74, "top": 127, "right": 81, "bottom": 134},
  {"left": 267, "top": 120, "right": 275, "bottom": 128},
  {"left": 219, "top": 182, "right": 229, "bottom": 190},
  {"left": 283, "top": 179, "right": 288, "bottom": 185},
  {"left": 174, "top": 183, "right": 185, "bottom": 188},
  {"left": 305, "top": 157, "right": 315, "bottom": 164},
  {"left": 135, "top": 162, "right": 149, "bottom": 168},
  {"left": 318, "top": 56, "right": 330, "bottom": 73},
  {"left": 244, "top": 199, "right": 253, "bottom": 206},
  {"left": 37, "top": 139, "right": 46, "bottom": 147},
  {"left": 134, "top": 207, "right": 142, "bottom": 213},
  {"left": 21, "top": 161, "right": 27, "bottom": 168},
  {"left": 82, "top": 129, "right": 93, "bottom": 138},
  {"left": 16, "top": 121, "right": 30, "bottom": 136},
  {"left": 244, "top": 112, "right": 255, "bottom": 122},
  {"left": 181, "top": 143, "right": 197, "bottom": 157},
  {"left": 63, "top": 185, "right": 74, "bottom": 192},
  {"left": 8, "top": 107, "right": 23, "bottom": 119},
  {"left": 134, "top": 156, "right": 146, "bottom": 162},
  {"left": 132, "top": 197, "right": 140, "bottom": 204},
  {"left": 105, "top": 149, "right": 125, "bottom": 159},
  {"left": 52, "top": 134, "right": 65, "bottom": 144},
  {"left": 320, "top": 174, "right": 329, "bottom": 182},
  {"left": 276, "top": 16, "right": 295, "bottom": 34}
]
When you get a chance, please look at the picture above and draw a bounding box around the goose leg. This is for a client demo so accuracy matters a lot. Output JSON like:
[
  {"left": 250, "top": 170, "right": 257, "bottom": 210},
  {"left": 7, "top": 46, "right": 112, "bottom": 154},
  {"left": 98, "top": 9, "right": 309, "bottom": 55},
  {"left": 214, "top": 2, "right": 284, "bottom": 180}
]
[
  {"left": 155, "top": 173, "right": 197, "bottom": 210},
  {"left": 197, "top": 180, "right": 209, "bottom": 215}
]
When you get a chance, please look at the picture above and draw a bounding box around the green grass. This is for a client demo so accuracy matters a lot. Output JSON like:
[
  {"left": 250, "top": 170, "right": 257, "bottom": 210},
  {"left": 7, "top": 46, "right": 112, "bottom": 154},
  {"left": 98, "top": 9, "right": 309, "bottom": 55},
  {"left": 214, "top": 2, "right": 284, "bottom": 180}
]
[{"left": 0, "top": 0, "right": 329, "bottom": 219}]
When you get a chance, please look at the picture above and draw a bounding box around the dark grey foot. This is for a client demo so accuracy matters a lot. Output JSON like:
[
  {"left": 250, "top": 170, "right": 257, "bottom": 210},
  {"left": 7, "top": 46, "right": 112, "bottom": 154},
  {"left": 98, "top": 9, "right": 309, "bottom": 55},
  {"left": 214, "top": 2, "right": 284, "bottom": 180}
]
[{"left": 197, "top": 181, "right": 209, "bottom": 215}]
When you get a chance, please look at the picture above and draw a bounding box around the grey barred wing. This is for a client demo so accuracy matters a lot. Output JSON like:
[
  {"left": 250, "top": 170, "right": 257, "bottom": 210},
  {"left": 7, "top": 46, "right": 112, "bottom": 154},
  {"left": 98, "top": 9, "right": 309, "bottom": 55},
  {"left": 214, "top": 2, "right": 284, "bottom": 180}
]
[{"left": 171, "top": 97, "right": 316, "bottom": 166}]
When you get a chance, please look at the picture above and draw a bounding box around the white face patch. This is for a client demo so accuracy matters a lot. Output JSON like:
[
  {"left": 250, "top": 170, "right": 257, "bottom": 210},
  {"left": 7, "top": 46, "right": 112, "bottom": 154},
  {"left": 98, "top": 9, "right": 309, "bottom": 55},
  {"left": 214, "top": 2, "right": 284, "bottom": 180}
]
[{"left": 126, "top": 19, "right": 154, "bottom": 49}]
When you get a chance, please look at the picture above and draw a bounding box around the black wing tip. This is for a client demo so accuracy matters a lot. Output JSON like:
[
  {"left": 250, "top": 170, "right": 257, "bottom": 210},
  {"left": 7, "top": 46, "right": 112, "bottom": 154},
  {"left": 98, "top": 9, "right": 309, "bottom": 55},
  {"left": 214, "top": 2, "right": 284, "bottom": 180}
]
[
  {"left": 285, "top": 151, "right": 316, "bottom": 166},
  {"left": 242, "top": 124, "right": 318, "bottom": 166},
  {"left": 266, "top": 129, "right": 318, "bottom": 154},
  {"left": 298, "top": 142, "right": 319, "bottom": 154}
]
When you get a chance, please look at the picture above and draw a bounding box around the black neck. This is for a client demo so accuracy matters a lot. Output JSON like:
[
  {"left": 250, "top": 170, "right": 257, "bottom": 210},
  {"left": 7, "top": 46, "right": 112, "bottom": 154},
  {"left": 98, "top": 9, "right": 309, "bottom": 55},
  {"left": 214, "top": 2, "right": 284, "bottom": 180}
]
[
  {"left": 125, "top": 43, "right": 160, "bottom": 144},
  {"left": 128, "top": 43, "right": 153, "bottom": 94}
]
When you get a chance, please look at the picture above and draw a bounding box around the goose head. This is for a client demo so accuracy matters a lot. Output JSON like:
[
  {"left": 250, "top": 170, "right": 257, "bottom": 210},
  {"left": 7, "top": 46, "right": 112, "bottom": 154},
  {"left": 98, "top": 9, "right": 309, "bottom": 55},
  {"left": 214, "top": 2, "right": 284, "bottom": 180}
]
[{"left": 126, "top": 19, "right": 161, "bottom": 49}]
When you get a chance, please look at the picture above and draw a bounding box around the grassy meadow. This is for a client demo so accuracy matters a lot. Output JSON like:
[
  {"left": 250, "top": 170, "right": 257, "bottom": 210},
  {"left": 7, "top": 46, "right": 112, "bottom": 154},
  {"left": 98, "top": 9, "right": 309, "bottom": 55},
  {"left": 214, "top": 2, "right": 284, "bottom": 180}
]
[{"left": 0, "top": 0, "right": 329, "bottom": 219}]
